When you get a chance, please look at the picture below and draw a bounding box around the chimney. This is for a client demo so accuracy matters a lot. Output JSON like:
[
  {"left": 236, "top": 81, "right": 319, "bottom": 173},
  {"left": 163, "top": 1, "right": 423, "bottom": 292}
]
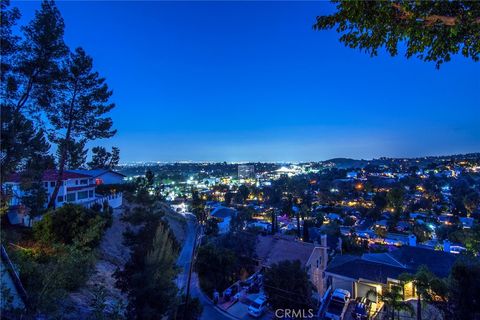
[
  {"left": 408, "top": 234, "right": 417, "bottom": 247},
  {"left": 443, "top": 240, "right": 451, "bottom": 252}
]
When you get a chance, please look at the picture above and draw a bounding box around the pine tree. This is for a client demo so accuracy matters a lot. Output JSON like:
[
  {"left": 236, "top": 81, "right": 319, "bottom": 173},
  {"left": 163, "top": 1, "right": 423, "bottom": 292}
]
[
  {"left": 145, "top": 169, "right": 155, "bottom": 187},
  {"left": 56, "top": 138, "right": 88, "bottom": 169},
  {"left": 109, "top": 146, "right": 120, "bottom": 169},
  {"left": 46, "top": 47, "right": 116, "bottom": 208},
  {"left": 0, "top": 0, "right": 21, "bottom": 99},
  {"left": 1, "top": 0, "right": 65, "bottom": 184},
  {"left": 14, "top": 0, "right": 67, "bottom": 116},
  {"left": 1, "top": 106, "right": 53, "bottom": 217},
  {"left": 88, "top": 146, "right": 120, "bottom": 169}
]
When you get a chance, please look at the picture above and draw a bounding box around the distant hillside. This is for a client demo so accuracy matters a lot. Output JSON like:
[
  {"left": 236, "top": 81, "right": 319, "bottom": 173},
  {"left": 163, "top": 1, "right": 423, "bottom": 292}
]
[
  {"left": 325, "top": 158, "right": 369, "bottom": 169},
  {"left": 325, "top": 153, "right": 480, "bottom": 170}
]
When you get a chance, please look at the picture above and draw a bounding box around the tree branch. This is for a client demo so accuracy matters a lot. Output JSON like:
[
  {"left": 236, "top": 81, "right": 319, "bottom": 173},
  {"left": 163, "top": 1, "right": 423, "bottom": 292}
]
[{"left": 391, "top": 2, "right": 480, "bottom": 26}]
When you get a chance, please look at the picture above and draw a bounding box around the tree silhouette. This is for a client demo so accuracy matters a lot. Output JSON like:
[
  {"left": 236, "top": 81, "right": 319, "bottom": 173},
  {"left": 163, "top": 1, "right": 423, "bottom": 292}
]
[
  {"left": 46, "top": 47, "right": 116, "bottom": 208},
  {"left": 314, "top": 1, "right": 480, "bottom": 68},
  {"left": 367, "top": 284, "right": 414, "bottom": 320}
]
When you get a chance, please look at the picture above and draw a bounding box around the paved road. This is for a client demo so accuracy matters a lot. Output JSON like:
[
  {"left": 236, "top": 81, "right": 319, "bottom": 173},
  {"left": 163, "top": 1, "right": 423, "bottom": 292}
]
[
  {"left": 176, "top": 213, "right": 197, "bottom": 291},
  {"left": 175, "top": 213, "right": 239, "bottom": 320},
  {"left": 190, "top": 272, "right": 239, "bottom": 320}
]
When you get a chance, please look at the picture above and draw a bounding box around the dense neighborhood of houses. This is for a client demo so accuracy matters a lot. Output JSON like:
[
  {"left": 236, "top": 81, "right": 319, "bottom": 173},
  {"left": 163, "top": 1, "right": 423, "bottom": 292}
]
[
  {"left": 118, "top": 154, "right": 479, "bottom": 319},
  {"left": 2, "top": 154, "right": 480, "bottom": 319}
]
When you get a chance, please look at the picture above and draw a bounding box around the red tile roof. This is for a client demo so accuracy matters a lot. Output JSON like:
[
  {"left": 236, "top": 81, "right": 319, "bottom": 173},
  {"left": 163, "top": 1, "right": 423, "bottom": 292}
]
[{"left": 4, "top": 170, "right": 92, "bottom": 183}]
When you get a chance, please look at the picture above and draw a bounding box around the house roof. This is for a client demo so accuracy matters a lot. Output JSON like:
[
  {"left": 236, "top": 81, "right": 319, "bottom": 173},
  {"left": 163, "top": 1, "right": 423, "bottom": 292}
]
[
  {"left": 326, "top": 246, "right": 458, "bottom": 282},
  {"left": 361, "top": 253, "right": 405, "bottom": 268},
  {"left": 256, "top": 234, "right": 316, "bottom": 267},
  {"left": 308, "top": 227, "right": 341, "bottom": 248},
  {"left": 210, "top": 206, "right": 236, "bottom": 219},
  {"left": 326, "top": 257, "right": 408, "bottom": 284},
  {"left": 388, "top": 246, "right": 457, "bottom": 278},
  {"left": 68, "top": 169, "right": 126, "bottom": 178},
  {"left": 4, "top": 170, "right": 92, "bottom": 183}
]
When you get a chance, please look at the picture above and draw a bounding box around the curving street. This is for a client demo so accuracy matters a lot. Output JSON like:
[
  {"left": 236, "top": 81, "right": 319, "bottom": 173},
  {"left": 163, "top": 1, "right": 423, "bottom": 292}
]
[{"left": 176, "top": 214, "right": 238, "bottom": 320}]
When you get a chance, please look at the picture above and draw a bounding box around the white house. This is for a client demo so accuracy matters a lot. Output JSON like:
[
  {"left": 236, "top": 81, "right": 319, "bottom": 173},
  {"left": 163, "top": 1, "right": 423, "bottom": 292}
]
[
  {"left": 3, "top": 169, "right": 123, "bottom": 226},
  {"left": 68, "top": 169, "right": 126, "bottom": 185},
  {"left": 3, "top": 170, "right": 97, "bottom": 209}
]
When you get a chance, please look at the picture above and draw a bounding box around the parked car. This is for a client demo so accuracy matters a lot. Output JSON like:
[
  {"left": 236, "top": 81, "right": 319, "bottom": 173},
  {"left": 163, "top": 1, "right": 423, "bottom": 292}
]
[
  {"left": 352, "top": 297, "right": 371, "bottom": 320},
  {"left": 248, "top": 296, "right": 267, "bottom": 318},
  {"left": 324, "top": 289, "right": 351, "bottom": 320}
]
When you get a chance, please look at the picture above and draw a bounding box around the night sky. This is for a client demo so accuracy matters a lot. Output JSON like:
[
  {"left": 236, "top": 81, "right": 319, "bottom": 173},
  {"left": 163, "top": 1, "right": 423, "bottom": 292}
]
[{"left": 13, "top": 1, "right": 480, "bottom": 162}]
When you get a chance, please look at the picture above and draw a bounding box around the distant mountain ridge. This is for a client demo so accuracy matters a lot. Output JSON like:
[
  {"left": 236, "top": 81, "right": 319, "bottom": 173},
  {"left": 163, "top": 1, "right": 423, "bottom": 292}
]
[{"left": 325, "top": 153, "right": 480, "bottom": 169}]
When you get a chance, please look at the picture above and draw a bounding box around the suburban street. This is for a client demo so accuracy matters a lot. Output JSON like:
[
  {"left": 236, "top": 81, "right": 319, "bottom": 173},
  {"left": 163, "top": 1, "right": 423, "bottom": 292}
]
[
  {"left": 190, "top": 273, "right": 240, "bottom": 320},
  {"left": 175, "top": 213, "right": 239, "bottom": 320},
  {"left": 176, "top": 213, "right": 197, "bottom": 291}
]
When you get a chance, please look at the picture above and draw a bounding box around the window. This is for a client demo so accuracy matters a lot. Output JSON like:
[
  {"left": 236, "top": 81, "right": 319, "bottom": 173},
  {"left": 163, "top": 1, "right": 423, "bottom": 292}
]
[
  {"left": 67, "top": 193, "right": 76, "bottom": 202},
  {"left": 44, "top": 182, "right": 48, "bottom": 188},
  {"left": 75, "top": 180, "right": 79, "bottom": 185},
  {"left": 89, "top": 190, "right": 94, "bottom": 198},
  {"left": 50, "top": 181, "right": 55, "bottom": 187},
  {"left": 95, "top": 178, "right": 103, "bottom": 185},
  {"left": 57, "top": 195, "right": 64, "bottom": 203},
  {"left": 77, "top": 191, "right": 88, "bottom": 200},
  {"left": 80, "top": 179, "right": 88, "bottom": 185}
]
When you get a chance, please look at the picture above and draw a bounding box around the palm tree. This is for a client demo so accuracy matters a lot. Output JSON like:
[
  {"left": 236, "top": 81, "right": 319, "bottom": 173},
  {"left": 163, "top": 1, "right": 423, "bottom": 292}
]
[
  {"left": 399, "top": 265, "right": 435, "bottom": 320},
  {"left": 367, "top": 285, "right": 414, "bottom": 320}
]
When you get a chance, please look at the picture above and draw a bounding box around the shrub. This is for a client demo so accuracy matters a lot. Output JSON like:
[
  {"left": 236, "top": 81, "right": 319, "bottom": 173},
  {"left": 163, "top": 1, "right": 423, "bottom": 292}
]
[{"left": 33, "top": 204, "right": 109, "bottom": 248}]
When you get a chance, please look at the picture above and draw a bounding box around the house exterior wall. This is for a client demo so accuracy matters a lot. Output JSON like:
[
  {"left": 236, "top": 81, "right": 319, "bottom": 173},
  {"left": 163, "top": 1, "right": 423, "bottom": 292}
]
[
  {"left": 327, "top": 274, "right": 355, "bottom": 296},
  {"left": 83, "top": 192, "right": 123, "bottom": 209},
  {"left": 4, "top": 177, "right": 97, "bottom": 209},
  {"left": 355, "top": 280, "right": 381, "bottom": 302},
  {"left": 96, "top": 172, "right": 125, "bottom": 185},
  {"left": 306, "top": 248, "right": 324, "bottom": 296}
]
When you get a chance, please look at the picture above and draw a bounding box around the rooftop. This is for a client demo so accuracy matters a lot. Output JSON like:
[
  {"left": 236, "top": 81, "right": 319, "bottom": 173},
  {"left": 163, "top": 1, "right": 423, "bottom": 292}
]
[
  {"left": 5, "top": 170, "right": 92, "bottom": 183},
  {"left": 326, "top": 246, "right": 458, "bottom": 282},
  {"left": 255, "top": 234, "right": 316, "bottom": 268},
  {"left": 69, "top": 169, "right": 126, "bottom": 177}
]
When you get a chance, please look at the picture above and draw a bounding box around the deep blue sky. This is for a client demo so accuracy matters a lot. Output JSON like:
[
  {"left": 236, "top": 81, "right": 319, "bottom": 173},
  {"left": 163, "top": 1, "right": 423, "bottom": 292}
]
[{"left": 14, "top": 1, "right": 480, "bottom": 162}]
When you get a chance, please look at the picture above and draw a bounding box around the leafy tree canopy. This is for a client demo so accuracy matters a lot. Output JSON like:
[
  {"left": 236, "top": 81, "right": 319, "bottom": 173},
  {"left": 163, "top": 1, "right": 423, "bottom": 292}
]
[
  {"left": 314, "top": 1, "right": 480, "bottom": 68},
  {"left": 263, "top": 260, "right": 312, "bottom": 311}
]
